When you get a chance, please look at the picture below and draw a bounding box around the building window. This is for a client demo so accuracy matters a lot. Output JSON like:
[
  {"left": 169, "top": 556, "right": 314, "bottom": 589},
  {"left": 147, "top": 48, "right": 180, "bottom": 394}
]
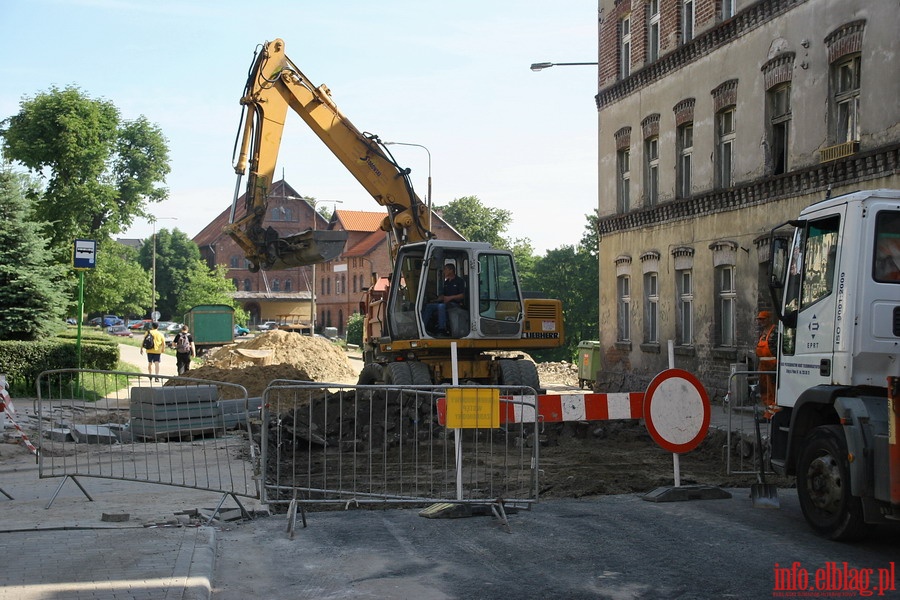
[
  {"left": 232, "top": 278, "right": 239, "bottom": 290},
  {"left": 272, "top": 279, "right": 281, "bottom": 292},
  {"left": 645, "top": 136, "right": 659, "bottom": 207},
  {"left": 833, "top": 54, "right": 861, "bottom": 144},
  {"left": 229, "top": 255, "right": 240, "bottom": 268},
  {"left": 644, "top": 272, "right": 659, "bottom": 344},
  {"left": 648, "top": 1, "right": 660, "bottom": 63},
  {"left": 716, "top": 108, "right": 735, "bottom": 188},
  {"left": 621, "top": 16, "right": 632, "bottom": 78},
  {"left": 320, "top": 277, "right": 325, "bottom": 295},
  {"left": 682, "top": 0, "right": 694, "bottom": 43},
  {"left": 617, "top": 275, "right": 631, "bottom": 342},
  {"left": 769, "top": 83, "right": 791, "bottom": 175},
  {"left": 677, "top": 269, "right": 693, "bottom": 345},
  {"left": 716, "top": 265, "right": 736, "bottom": 346},
  {"left": 677, "top": 124, "right": 693, "bottom": 198},
  {"left": 617, "top": 148, "right": 631, "bottom": 213},
  {"left": 243, "top": 278, "right": 251, "bottom": 292},
  {"left": 722, "top": 0, "right": 735, "bottom": 20},
  {"left": 284, "top": 278, "right": 292, "bottom": 292}
]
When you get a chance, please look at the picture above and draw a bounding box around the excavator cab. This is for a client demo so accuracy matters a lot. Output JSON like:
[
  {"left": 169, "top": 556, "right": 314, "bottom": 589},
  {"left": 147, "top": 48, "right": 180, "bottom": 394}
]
[{"left": 385, "top": 240, "right": 524, "bottom": 342}]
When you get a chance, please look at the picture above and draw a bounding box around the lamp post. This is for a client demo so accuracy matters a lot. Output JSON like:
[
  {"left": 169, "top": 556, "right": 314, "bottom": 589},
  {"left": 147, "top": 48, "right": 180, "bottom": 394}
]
[
  {"left": 383, "top": 141, "right": 432, "bottom": 230},
  {"left": 150, "top": 216, "right": 177, "bottom": 321},
  {"left": 529, "top": 61, "right": 598, "bottom": 71}
]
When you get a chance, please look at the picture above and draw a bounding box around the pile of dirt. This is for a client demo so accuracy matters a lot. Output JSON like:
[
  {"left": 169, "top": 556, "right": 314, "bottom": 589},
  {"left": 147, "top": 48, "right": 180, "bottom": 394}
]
[{"left": 182, "top": 331, "right": 356, "bottom": 398}]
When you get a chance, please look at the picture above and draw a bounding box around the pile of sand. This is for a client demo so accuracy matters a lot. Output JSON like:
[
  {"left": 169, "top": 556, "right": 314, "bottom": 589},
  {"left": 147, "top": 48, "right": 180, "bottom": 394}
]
[{"left": 183, "top": 331, "right": 356, "bottom": 398}]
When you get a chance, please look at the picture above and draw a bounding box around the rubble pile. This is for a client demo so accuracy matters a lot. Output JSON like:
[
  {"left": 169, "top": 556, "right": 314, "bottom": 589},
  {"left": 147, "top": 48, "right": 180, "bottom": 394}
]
[{"left": 536, "top": 361, "right": 579, "bottom": 386}]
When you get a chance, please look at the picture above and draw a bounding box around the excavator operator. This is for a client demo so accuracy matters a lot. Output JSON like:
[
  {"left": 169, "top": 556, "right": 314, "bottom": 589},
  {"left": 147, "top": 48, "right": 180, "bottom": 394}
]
[{"left": 423, "top": 264, "right": 465, "bottom": 336}]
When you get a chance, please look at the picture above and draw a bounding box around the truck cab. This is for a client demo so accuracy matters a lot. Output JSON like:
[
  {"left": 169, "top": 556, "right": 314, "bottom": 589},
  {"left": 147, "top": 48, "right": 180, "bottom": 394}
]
[{"left": 767, "top": 189, "right": 900, "bottom": 540}]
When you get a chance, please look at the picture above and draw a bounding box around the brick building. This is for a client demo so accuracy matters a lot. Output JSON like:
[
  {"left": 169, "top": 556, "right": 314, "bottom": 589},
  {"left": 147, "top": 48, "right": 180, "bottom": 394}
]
[{"left": 595, "top": 0, "right": 899, "bottom": 397}]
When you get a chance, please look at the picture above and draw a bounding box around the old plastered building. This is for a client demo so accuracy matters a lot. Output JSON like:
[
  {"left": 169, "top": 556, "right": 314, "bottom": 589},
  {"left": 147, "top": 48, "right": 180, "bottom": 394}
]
[{"left": 595, "top": 0, "right": 899, "bottom": 396}]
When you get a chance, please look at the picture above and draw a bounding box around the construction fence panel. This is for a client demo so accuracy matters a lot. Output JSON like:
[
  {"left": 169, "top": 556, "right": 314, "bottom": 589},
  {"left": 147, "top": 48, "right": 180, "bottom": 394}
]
[
  {"left": 724, "top": 369, "right": 773, "bottom": 475},
  {"left": 260, "top": 382, "right": 540, "bottom": 510},
  {"left": 34, "top": 369, "right": 260, "bottom": 499}
]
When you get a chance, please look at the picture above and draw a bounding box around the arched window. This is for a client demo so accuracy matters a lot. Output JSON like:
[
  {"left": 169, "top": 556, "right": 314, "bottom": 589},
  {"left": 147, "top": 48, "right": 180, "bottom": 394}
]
[
  {"left": 284, "top": 279, "right": 292, "bottom": 292},
  {"left": 243, "top": 279, "right": 252, "bottom": 291}
]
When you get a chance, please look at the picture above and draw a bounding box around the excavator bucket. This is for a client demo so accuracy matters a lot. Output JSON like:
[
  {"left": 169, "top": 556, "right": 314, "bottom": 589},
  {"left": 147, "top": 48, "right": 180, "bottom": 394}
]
[{"left": 264, "top": 228, "right": 348, "bottom": 270}]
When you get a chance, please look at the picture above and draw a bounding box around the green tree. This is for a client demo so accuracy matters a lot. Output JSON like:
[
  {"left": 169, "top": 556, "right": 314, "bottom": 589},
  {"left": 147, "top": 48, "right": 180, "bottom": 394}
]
[
  {"left": 346, "top": 312, "right": 364, "bottom": 346},
  {"left": 176, "top": 261, "right": 246, "bottom": 323},
  {"left": 529, "top": 213, "right": 600, "bottom": 361},
  {"left": 436, "top": 195, "right": 511, "bottom": 248},
  {"left": 0, "top": 166, "right": 68, "bottom": 340},
  {"left": 1, "top": 86, "right": 170, "bottom": 251},
  {"left": 138, "top": 228, "right": 201, "bottom": 320},
  {"left": 83, "top": 239, "right": 152, "bottom": 318}
]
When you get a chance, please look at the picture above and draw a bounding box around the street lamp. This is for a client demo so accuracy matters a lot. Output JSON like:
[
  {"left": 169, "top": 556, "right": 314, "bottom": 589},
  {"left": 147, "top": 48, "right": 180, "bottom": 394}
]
[
  {"left": 530, "top": 61, "right": 598, "bottom": 71},
  {"left": 383, "top": 141, "right": 432, "bottom": 230},
  {"left": 150, "top": 216, "right": 177, "bottom": 321}
]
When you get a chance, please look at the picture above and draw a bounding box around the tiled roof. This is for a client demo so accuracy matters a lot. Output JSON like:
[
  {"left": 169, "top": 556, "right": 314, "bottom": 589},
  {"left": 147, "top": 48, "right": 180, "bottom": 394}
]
[
  {"left": 334, "top": 210, "right": 386, "bottom": 232},
  {"left": 344, "top": 230, "right": 388, "bottom": 257}
]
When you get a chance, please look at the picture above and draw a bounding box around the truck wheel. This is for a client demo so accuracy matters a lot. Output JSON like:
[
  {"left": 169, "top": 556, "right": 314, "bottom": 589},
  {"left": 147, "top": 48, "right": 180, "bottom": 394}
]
[{"left": 796, "top": 425, "right": 869, "bottom": 541}]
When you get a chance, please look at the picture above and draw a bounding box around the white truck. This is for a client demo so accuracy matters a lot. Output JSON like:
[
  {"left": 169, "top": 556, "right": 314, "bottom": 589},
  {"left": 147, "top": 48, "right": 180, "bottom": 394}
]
[{"left": 767, "top": 188, "right": 899, "bottom": 540}]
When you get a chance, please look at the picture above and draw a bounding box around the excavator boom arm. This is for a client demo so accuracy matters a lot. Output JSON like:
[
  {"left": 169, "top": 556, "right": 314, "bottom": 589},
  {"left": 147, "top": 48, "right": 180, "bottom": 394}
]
[{"left": 226, "top": 39, "right": 432, "bottom": 271}]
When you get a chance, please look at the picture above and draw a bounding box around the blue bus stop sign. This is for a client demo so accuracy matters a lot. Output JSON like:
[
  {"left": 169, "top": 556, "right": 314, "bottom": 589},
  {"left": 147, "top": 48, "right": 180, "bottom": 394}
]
[{"left": 73, "top": 239, "right": 97, "bottom": 270}]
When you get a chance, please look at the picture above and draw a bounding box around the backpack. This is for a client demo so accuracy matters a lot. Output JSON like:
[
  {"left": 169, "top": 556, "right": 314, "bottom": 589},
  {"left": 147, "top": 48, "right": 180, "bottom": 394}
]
[
  {"left": 142, "top": 332, "right": 154, "bottom": 350},
  {"left": 175, "top": 333, "right": 192, "bottom": 354}
]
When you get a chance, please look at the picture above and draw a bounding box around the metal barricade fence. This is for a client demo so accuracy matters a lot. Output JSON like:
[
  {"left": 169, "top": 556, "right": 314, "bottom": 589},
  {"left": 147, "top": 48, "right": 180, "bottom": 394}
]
[
  {"left": 35, "top": 369, "right": 260, "bottom": 509},
  {"left": 724, "top": 369, "right": 773, "bottom": 475},
  {"left": 260, "top": 381, "right": 540, "bottom": 511}
]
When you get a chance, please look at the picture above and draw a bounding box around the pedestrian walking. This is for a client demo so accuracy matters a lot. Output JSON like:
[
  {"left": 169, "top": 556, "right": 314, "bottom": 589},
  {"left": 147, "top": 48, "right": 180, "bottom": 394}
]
[
  {"left": 172, "top": 325, "right": 196, "bottom": 375},
  {"left": 140, "top": 322, "right": 167, "bottom": 381}
]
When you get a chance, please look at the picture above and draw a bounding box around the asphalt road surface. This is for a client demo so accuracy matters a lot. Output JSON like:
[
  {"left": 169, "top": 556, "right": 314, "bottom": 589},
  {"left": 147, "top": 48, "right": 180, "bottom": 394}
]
[{"left": 210, "top": 489, "right": 899, "bottom": 599}]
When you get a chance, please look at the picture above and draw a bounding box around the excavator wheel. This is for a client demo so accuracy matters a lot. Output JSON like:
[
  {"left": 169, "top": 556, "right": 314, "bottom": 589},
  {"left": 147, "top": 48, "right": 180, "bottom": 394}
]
[
  {"left": 497, "top": 359, "right": 541, "bottom": 394},
  {"left": 357, "top": 363, "right": 383, "bottom": 386}
]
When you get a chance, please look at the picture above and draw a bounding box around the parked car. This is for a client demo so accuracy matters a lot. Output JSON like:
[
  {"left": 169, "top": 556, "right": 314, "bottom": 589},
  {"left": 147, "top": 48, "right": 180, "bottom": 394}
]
[
  {"left": 66, "top": 318, "right": 77, "bottom": 325},
  {"left": 234, "top": 324, "right": 250, "bottom": 336},
  {"left": 106, "top": 325, "right": 133, "bottom": 337},
  {"left": 128, "top": 319, "right": 152, "bottom": 330},
  {"left": 257, "top": 321, "right": 279, "bottom": 331},
  {"left": 103, "top": 315, "right": 123, "bottom": 327},
  {"left": 88, "top": 317, "right": 103, "bottom": 327},
  {"left": 166, "top": 322, "right": 183, "bottom": 332}
]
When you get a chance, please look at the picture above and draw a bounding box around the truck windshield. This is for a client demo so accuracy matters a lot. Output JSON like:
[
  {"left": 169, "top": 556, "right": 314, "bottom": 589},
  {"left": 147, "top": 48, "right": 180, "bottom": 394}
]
[{"left": 873, "top": 210, "right": 900, "bottom": 283}]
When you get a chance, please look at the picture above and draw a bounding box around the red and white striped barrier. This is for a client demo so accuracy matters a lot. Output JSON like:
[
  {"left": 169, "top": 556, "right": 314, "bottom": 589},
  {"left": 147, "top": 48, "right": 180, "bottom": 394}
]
[
  {"left": 437, "top": 392, "right": 644, "bottom": 426},
  {"left": 1, "top": 387, "right": 38, "bottom": 456}
]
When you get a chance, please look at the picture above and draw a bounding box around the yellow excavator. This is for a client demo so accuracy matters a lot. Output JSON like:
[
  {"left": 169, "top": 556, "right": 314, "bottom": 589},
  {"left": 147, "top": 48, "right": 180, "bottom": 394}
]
[{"left": 226, "top": 39, "right": 564, "bottom": 389}]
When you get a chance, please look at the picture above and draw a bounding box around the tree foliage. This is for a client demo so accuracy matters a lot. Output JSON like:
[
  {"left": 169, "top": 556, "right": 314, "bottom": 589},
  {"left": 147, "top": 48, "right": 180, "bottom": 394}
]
[
  {"left": 83, "top": 239, "right": 152, "bottom": 318},
  {"left": 436, "top": 195, "right": 511, "bottom": 248},
  {"left": 137, "top": 228, "right": 201, "bottom": 320},
  {"left": 177, "top": 261, "right": 246, "bottom": 323},
  {"left": 0, "top": 166, "right": 68, "bottom": 340},
  {"left": 1, "top": 85, "right": 170, "bottom": 251},
  {"left": 531, "top": 242, "right": 599, "bottom": 361}
]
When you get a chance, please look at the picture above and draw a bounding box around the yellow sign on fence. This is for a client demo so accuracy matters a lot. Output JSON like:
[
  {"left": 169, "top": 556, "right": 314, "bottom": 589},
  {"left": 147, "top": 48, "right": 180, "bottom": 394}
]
[{"left": 445, "top": 388, "right": 500, "bottom": 429}]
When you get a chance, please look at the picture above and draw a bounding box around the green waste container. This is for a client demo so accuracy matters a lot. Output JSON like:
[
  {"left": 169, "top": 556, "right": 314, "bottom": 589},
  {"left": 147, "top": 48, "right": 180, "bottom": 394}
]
[{"left": 577, "top": 341, "right": 602, "bottom": 390}]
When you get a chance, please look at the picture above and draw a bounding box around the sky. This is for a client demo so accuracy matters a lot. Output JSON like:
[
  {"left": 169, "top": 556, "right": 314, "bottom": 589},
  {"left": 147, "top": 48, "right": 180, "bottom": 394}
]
[{"left": 0, "top": 0, "right": 598, "bottom": 255}]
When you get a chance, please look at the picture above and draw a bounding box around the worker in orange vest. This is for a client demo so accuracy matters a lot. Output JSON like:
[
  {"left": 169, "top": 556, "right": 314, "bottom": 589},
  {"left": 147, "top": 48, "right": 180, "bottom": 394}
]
[{"left": 755, "top": 311, "right": 779, "bottom": 419}]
